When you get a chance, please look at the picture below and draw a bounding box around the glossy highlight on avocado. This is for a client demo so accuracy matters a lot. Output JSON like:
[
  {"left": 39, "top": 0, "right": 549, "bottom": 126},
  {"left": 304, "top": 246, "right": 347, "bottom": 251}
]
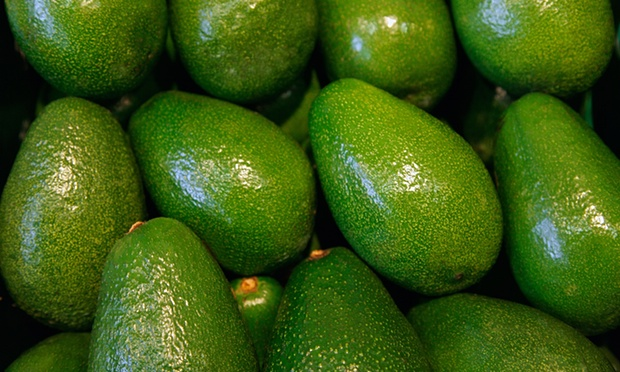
[
  {"left": 309, "top": 78, "right": 503, "bottom": 296},
  {"left": 0, "top": 97, "right": 146, "bottom": 331},
  {"left": 5, "top": 0, "right": 168, "bottom": 99},
  {"left": 451, "top": 0, "right": 615, "bottom": 97},
  {"left": 129, "top": 90, "right": 316, "bottom": 276},
  {"left": 494, "top": 92, "right": 620, "bottom": 335},
  {"left": 169, "top": 0, "right": 318, "bottom": 104}
]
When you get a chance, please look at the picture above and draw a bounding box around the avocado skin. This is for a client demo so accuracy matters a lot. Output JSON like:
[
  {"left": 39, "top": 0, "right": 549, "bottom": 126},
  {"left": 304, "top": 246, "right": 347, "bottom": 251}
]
[
  {"left": 451, "top": 0, "right": 615, "bottom": 97},
  {"left": 264, "top": 247, "right": 432, "bottom": 371},
  {"left": 169, "top": 0, "right": 317, "bottom": 104},
  {"left": 128, "top": 90, "right": 316, "bottom": 276},
  {"left": 494, "top": 92, "right": 620, "bottom": 335},
  {"left": 309, "top": 78, "right": 503, "bottom": 296},
  {"left": 316, "top": 0, "right": 456, "bottom": 109},
  {"left": 6, "top": 332, "right": 90, "bottom": 372},
  {"left": 232, "top": 276, "right": 284, "bottom": 368},
  {"left": 5, "top": 0, "right": 167, "bottom": 100},
  {"left": 88, "top": 217, "right": 258, "bottom": 371},
  {"left": 0, "top": 97, "right": 146, "bottom": 331},
  {"left": 407, "top": 293, "right": 613, "bottom": 371}
]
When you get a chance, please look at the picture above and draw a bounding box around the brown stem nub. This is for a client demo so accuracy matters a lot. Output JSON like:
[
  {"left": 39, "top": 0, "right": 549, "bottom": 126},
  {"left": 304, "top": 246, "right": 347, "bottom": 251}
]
[
  {"left": 240, "top": 277, "right": 259, "bottom": 293},
  {"left": 128, "top": 221, "right": 145, "bottom": 234},
  {"left": 308, "top": 249, "right": 330, "bottom": 261}
]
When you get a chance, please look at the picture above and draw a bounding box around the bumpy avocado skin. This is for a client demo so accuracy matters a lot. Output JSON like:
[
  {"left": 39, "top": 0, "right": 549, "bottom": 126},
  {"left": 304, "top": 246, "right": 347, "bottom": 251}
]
[
  {"left": 408, "top": 293, "right": 613, "bottom": 371},
  {"left": 316, "top": 0, "right": 457, "bottom": 109},
  {"left": 169, "top": 0, "right": 317, "bottom": 104},
  {"left": 5, "top": 0, "right": 168, "bottom": 99},
  {"left": 309, "top": 78, "right": 503, "bottom": 296},
  {"left": 7, "top": 332, "right": 90, "bottom": 372},
  {"left": 264, "top": 247, "right": 432, "bottom": 371},
  {"left": 128, "top": 90, "right": 316, "bottom": 276},
  {"left": 232, "top": 276, "right": 283, "bottom": 367},
  {"left": 451, "top": 0, "right": 615, "bottom": 97},
  {"left": 0, "top": 97, "right": 146, "bottom": 331},
  {"left": 495, "top": 92, "right": 620, "bottom": 335},
  {"left": 88, "top": 217, "right": 259, "bottom": 371}
]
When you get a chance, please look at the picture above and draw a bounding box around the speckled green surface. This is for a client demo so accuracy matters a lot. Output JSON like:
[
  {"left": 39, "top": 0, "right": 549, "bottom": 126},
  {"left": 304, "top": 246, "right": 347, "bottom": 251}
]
[
  {"left": 6, "top": 332, "right": 90, "bottom": 372},
  {"left": 451, "top": 0, "right": 615, "bottom": 97},
  {"left": 494, "top": 92, "right": 620, "bottom": 335},
  {"left": 309, "top": 78, "right": 503, "bottom": 296},
  {"left": 316, "top": 0, "right": 457, "bottom": 109},
  {"left": 0, "top": 97, "right": 146, "bottom": 331},
  {"left": 128, "top": 90, "right": 316, "bottom": 275},
  {"left": 232, "top": 276, "right": 283, "bottom": 367},
  {"left": 264, "top": 247, "right": 432, "bottom": 371},
  {"left": 89, "top": 217, "right": 259, "bottom": 371},
  {"left": 5, "top": 0, "right": 167, "bottom": 99},
  {"left": 169, "top": 0, "right": 317, "bottom": 104},
  {"left": 408, "top": 293, "right": 613, "bottom": 371}
]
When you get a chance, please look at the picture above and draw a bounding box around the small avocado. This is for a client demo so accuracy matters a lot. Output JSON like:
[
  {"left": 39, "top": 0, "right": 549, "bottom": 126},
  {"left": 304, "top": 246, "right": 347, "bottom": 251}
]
[
  {"left": 407, "top": 293, "right": 613, "bottom": 371},
  {"left": 232, "top": 276, "right": 284, "bottom": 368},
  {"left": 6, "top": 332, "right": 90, "bottom": 372},
  {"left": 88, "top": 217, "right": 259, "bottom": 371},
  {"left": 169, "top": 0, "right": 317, "bottom": 104},
  {"left": 264, "top": 247, "right": 432, "bottom": 371},
  {"left": 5, "top": 0, "right": 168, "bottom": 99},
  {"left": 309, "top": 78, "right": 503, "bottom": 296},
  {"left": 451, "top": 0, "right": 615, "bottom": 97},
  {"left": 316, "top": 0, "right": 457, "bottom": 109},
  {"left": 129, "top": 90, "right": 316, "bottom": 276},
  {"left": 494, "top": 92, "right": 620, "bottom": 335},
  {"left": 0, "top": 97, "right": 146, "bottom": 331}
]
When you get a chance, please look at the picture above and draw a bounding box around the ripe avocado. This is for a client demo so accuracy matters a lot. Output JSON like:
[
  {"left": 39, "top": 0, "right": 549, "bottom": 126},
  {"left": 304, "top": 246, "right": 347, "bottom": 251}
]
[
  {"left": 316, "top": 0, "right": 457, "bottom": 109},
  {"left": 494, "top": 92, "right": 620, "bottom": 335},
  {"left": 5, "top": 0, "right": 168, "bottom": 99},
  {"left": 169, "top": 0, "right": 318, "bottom": 104},
  {"left": 128, "top": 90, "right": 316, "bottom": 276},
  {"left": 0, "top": 97, "right": 146, "bottom": 331},
  {"left": 232, "top": 276, "right": 283, "bottom": 367},
  {"left": 6, "top": 332, "right": 90, "bottom": 372},
  {"left": 407, "top": 293, "right": 613, "bottom": 371},
  {"left": 451, "top": 0, "right": 615, "bottom": 97},
  {"left": 264, "top": 247, "right": 432, "bottom": 371},
  {"left": 88, "top": 217, "right": 259, "bottom": 371},
  {"left": 309, "top": 78, "right": 503, "bottom": 296}
]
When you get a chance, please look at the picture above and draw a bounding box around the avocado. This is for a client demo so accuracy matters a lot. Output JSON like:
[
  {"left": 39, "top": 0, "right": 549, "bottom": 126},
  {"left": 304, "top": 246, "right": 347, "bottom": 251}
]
[
  {"left": 264, "top": 247, "right": 432, "bottom": 371},
  {"left": 407, "top": 293, "right": 613, "bottom": 371},
  {"left": 316, "top": 0, "right": 456, "bottom": 109},
  {"left": 88, "top": 217, "right": 259, "bottom": 371},
  {"left": 5, "top": 0, "right": 168, "bottom": 99},
  {"left": 128, "top": 90, "right": 316, "bottom": 276},
  {"left": 0, "top": 97, "right": 146, "bottom": 330},
  {"left": 451, "top": 0, "right": 615, "bottom": 97},
  {"left": 6, "top": 332, "right": 90, "bottom": 372},
  {"left": 309, "top": 78, "right": 503, "bottom": 296},
  {"left": 232, "top": 276, "right": 284, "bottom": 368},
  {"left": 494, "top": 92, "right": 620, "bottom": 335},
  {"left": 169, "top": 0, "right": 317, "bottom": 104}
]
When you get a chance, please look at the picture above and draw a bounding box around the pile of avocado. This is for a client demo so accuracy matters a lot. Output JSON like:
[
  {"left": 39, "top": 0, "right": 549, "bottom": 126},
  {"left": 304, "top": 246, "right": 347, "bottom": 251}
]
[{"left": 1, "top": 0, "right": 619, "bottom": 370}]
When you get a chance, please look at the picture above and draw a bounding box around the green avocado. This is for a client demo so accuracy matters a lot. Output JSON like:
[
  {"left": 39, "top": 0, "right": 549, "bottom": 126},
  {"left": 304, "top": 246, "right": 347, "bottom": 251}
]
[
  {"left": 264, "top": 247, "right": 432, "bottom": 371},
  {"left": 494, "top": 92, "right": 620, "bottom": 335},
  {"left": 6, "top": 332, "right": 90, "bottom": 372},
  {"left": 88, "top": 217, "right": 259, "bottom": 371},
  {"left": 232, "top": 276, "right": 283, "bottom": 368},
  {"left": 5, "top": 0, "right": 168, "bottom": 99},
  {"left": 169, "top": 0, "right": 317, "bottom": 104},
  {"left": 0, "top": 97, "right": 146, "bottom": 331},
  {"left": 407, "top": 293, "right": 613, "bottom": 371},
  {"left": 451, "top": 0, "right": 615, "bottom": 97},
  {"left": 309, "top": 78, "right": 503, "bottom": 296},
  {"left": 128, "top": 90, "right": 316, "bottom": 276},
  {"left": 316, "top": 0, "right": 456, "bottom": 109}
]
